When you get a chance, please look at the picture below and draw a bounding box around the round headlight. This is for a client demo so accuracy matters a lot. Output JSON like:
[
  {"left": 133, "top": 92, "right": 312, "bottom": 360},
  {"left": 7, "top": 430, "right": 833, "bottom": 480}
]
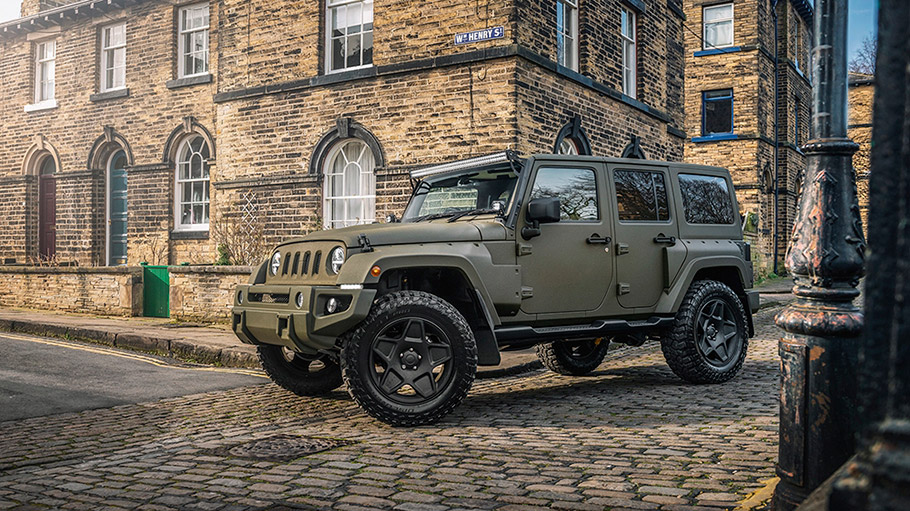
[
  {"left": 329, "top": 246, "right": 345, "bottom": 275},
  {"left": 270, "top": 251, "right": 281, "bottom": 275}
]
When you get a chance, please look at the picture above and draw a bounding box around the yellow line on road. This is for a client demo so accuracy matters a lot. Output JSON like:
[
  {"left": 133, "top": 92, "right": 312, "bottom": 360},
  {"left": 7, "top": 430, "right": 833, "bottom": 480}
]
[{"left": 0, "top": 332, "right": 267, "bottom": 378}]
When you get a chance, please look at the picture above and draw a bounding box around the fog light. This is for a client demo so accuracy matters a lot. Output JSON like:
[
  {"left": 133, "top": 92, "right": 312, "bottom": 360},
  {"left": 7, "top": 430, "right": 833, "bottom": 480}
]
[
  {"left": 295, "top": 292, "right": 304, "bottom": 308},
  {"left": 326, "top": 297, "right": 339, "bottom": 314},
  {"left": 237, "top": 291, "right": 243, "bottom": 304}
]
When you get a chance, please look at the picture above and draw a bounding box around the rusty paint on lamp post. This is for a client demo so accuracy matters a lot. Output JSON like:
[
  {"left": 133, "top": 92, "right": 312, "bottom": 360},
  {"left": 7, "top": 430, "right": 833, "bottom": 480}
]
[{"left": 772, "top": 0, "right": 865, "bottom": 509}]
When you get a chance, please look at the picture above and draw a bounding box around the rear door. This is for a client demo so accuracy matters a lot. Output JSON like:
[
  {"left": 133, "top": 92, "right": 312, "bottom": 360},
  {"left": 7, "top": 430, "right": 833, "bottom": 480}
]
[{"left": 609, "top": 165, "right": 678, "bottom": 309}]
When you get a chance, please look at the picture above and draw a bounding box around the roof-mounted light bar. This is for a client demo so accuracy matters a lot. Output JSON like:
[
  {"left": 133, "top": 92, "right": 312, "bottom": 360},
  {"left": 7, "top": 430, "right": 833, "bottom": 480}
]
[{"left": 409, "top": 150, "right": 521, "bottom": 180}]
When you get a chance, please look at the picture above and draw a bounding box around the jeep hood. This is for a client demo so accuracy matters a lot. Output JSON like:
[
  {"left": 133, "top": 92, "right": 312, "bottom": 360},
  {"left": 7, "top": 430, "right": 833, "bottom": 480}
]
[{"left": 278, "top": 220, "right": 508, "bottom": 248}]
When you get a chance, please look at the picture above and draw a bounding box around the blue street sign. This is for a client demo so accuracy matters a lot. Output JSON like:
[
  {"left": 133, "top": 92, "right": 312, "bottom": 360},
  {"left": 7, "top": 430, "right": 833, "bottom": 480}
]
[{"left": 454, "top": 26, "right": 505, "bottom": 45}]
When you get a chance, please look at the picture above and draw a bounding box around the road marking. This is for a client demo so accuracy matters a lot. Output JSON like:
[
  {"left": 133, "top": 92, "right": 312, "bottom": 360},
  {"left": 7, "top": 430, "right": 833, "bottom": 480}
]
[{"left": 0, "top": 332, "right": 268, "bottom": 379}]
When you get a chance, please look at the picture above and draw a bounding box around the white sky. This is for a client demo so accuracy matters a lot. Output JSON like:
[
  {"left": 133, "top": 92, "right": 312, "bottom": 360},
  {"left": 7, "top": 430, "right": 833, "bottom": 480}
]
[{"left": 0, "top": 1, "right": 21, "bottom": 23}]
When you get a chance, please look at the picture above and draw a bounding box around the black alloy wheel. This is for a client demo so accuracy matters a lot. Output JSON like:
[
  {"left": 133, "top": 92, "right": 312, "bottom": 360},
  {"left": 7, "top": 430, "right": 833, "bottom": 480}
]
[
  {"left": 257, "top": 344, "right": 343, "bottom": 396},
  {"left": 536, "top": 337, "right": 611, "bottom": 375},
  {"left": 341, "top": 291, "right": 477, "bottom": 426}
]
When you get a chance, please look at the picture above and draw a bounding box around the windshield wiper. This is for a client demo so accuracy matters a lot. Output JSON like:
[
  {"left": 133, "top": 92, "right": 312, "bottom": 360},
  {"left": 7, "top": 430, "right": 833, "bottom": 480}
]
[
  {"left": 446, "top": 208, "right": 498, "bottom": 222},
  {"left": 411, "top": 212, "right": 459, "bottom": 223}
]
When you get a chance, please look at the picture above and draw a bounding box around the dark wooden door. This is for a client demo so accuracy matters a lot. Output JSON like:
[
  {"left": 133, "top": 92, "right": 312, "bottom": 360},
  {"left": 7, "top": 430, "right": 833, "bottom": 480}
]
[{"left": 39, "top": 175, "right": 56, "bottom": 260}]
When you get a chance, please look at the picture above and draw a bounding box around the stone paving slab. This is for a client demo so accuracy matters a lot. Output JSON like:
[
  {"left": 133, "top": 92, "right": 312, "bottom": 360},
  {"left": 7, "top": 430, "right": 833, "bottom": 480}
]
[{"left": 0, "top": 306, "right": 787, "bottom": 510}]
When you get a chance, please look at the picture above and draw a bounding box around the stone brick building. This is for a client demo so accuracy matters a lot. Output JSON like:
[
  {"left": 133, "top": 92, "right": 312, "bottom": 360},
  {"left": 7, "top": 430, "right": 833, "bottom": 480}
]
[
  {"left": 848, "top": 72, "right": 873, "bottom": 231},
  {"left": 0, "top": 0, "right": 685, "bottom": 267},
  {"left": 682, "top": 0, "right": 812, "bottom": 271}
]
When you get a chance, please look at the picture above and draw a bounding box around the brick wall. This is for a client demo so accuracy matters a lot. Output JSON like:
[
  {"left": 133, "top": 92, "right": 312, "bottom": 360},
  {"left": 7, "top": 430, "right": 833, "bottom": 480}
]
[
  {"left": 849, "top": 80, "right": 873, "bottom": 232},
  {"left": 0, "top": 266, "right": 142, "bottom": 316},
  {"left": 169, "top": 265, "right": 252, "bottom": 323}
]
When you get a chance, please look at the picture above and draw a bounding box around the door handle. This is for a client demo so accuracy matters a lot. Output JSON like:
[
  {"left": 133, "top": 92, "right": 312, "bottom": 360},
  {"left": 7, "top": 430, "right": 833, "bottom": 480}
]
[
  {"left": 586, "top": 234, "right": 612, "bottom": 244},
  {"left": 654, "top": 234, "right": 677, "bottom": 246}
]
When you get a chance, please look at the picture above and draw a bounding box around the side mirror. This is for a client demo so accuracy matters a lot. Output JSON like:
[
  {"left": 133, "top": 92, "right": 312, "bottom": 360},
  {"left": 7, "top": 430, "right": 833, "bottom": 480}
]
[
  {"left": 522, "top": 197, "right": 561, "bottom": 239},
  {"left": 527, "top": 197, "right": 561, "bottom": 224}
]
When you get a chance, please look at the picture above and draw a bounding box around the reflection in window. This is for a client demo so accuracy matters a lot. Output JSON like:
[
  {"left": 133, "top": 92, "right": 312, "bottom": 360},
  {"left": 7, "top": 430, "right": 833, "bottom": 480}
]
[
  {"left": 556, "top": 0, "right": 578, "bottom": 71},
  {"left": 530, "top": 167, "right": 598, "bottom": 221},
  {"left": 327, "top": 0, "right": 374, "bottom": 72},
  {"left": 614, "top": 169, "right": 669, "bottom": 222},
  {"left": 175, "top": 135, "right": 210, "bottom": 229},
  {"left": 678, "top": 174, "right": 735, "bottom": 224}
]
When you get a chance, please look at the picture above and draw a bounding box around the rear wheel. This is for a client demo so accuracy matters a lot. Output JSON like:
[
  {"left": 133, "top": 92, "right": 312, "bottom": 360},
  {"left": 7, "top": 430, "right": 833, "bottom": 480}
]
[
  {"left": 660, "top": 280, "right": 748, "bottom": 383},
  {"left": 536, "top": 338, "right": 610, "bottom": 375},
  {"left": 341, "top": 291, "right": 477, "bottom": 427},
  {"left": 257, "top": 345, "right": 343, "bottom": 396}
]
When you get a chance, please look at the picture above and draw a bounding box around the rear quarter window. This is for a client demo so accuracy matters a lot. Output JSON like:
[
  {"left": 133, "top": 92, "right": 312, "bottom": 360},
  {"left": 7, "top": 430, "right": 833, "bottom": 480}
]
[{"left": 678, "top": 174, "right": 735, "bottom": 224}]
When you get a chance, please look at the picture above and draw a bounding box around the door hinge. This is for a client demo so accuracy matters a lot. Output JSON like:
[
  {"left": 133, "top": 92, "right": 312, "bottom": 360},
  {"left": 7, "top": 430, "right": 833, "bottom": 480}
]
[
  {"left": 517, "top": 243, "right": 533, "bottom": 256},
  {"left": 618, "top": 282, "right": 631, "bottom": 295},
  {"left": 616, "top": 242, "right": 630, "bottom": 255},
  {"left": 520, "top": 286, "right": 534, "bottom": 298}
]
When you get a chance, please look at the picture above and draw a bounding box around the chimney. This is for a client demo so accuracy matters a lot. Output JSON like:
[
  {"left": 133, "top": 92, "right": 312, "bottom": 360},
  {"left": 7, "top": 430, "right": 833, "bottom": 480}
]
[{"left": 20, "top": 0, "right": 40, "bottom": 17}]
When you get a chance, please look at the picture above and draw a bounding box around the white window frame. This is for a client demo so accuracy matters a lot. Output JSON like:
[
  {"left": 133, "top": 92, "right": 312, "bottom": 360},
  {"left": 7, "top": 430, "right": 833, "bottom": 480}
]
[
  {"left": 325, "top": 0, "right": 374, "bottom": 74},
  {"left": 28, "top": 40, "right": 56, "bottom": 111},
  {"left": 177, "top": 3, "right": 210, "bottom": 79},
  {"left": 556, "top": 0, "right": 579, "bottom": 71},
  {"left": 174, "top": 136, "right": 211, "bottom": 232},
  {"left": 703, "top": 3, "right": 734, "bottom": 50},
  {"left": 621, "top": 8, "right": 636, "bottom": 99},
  {"left": 323, "top": 139, "right": 376, "bottom": 229},
  {"left": 100, "top": 22, "right": 126, "bottom": 92}
]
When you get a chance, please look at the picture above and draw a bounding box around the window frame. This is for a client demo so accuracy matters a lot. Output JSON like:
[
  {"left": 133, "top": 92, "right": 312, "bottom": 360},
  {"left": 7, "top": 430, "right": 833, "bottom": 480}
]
[
  {"left": 613, "top": 168, "right": 672, "bottom": 223},
  {"left": 34, "top": 40, "right": 56, "bottom": 105},
  {"left": 529, "top": 166, "right": 600, "bottom": 223},
  {"left": 177, "top": 3, "right": 210, "bottom": 79},
  {"left": 556, "top": 0, "right": 579, "bottom": 72},
  {"left": 620, "top": 8, "right": 637, "bottom": 99},
  {"left": 100, "top": 22, "right": 127, "bottom": 93},
  {"left": 703, "top": 3, "right": 734, "bottom": 50},
  {"left": 325, "top": 0, "right": 374, "bottom": 75},
  {"left": 323, "top": 138, "right": 377, "bottom": 229},
  {"left": 173, "top": 135, "right": 211, "bottom": 232},
  {"left": 701, "top": 89, "right": 734, "bottom": 136}
]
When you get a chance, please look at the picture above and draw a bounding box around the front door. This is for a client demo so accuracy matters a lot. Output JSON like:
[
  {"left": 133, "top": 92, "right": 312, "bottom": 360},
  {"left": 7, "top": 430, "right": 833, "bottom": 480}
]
[
  {"left": 609, "top": 165, "right": 678, "bottom": 309},
  {"left": 38, "top": 163, "right": 56, "bottom": 260},
  {"left": 107, "top": 151, "right": 128, "bottom": 265},
  {"left": 519, "top": 163, "right": 613, "bottom": 315}
]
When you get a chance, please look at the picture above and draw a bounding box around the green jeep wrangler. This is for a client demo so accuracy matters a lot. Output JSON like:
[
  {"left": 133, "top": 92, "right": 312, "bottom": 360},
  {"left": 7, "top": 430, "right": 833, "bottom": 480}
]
[{"left": 232, "top": 152, "right": 760, "bottom": 426}]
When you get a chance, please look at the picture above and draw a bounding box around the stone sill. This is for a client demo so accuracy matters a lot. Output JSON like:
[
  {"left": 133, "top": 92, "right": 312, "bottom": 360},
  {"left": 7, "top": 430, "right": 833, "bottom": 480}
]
[
  {"left": 169, "top": 265, "right": 254, "bottom": 275},
  {"left": 90, "top": 88, "right": 129, "bottom": 102},
  {"left": 0, "top": 266, "right": 142, "bottom": 275},
  {"left": 24, "top": 99, "right": 57, "bottom": 112},
  {"left": 166, "top": 74, "right": 213, "bottom": 90},
  {"left": 170, "top": 230, "right": 209, "bottom": 240},
  {"left": 692, "top": 133, "right": 739, "bottom": 143},
  {"left": 694, "top": 46, "right": 742, "bottom": 57}
]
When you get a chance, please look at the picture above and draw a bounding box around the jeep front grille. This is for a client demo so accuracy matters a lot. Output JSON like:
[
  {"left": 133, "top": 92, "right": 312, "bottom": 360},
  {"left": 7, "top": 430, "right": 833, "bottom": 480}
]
[{"left": 266, "top": 243, "right": 338, "bottom": 285}]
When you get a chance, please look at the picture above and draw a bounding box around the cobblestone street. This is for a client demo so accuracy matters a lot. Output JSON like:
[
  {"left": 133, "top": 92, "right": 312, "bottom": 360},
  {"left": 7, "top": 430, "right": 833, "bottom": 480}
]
[{"left": 0, "top": 306, "right": 783, "bottom": 511}]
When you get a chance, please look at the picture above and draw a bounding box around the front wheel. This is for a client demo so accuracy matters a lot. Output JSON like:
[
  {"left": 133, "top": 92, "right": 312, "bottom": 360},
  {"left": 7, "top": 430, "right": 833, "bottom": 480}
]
[
  {"left": 660, "top": 280, "right": 749, "bottom": 384},
  {"left": 535, "top": 338, "right": 610, "bottom": 375},
  {"left": 340, "top": 291, "right": 477, "bottom": 427},
  {"left": 258, "top": 345, "right": 344, "bottom": 396}
]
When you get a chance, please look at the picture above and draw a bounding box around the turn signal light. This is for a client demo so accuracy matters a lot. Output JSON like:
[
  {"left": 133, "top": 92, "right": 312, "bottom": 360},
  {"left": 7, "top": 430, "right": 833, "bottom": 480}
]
[{"left": 370, "top": 265, "right": 382, "bottom": 277}]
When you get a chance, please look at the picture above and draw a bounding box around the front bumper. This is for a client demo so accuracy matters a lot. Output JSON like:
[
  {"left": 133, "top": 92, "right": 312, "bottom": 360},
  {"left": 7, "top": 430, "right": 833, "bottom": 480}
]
[{"left": 232, "top": 284, "right": 376, "bottom": 355}]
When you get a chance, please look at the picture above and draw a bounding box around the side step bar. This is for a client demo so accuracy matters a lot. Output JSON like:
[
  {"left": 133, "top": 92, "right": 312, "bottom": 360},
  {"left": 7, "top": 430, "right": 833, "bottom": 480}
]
[{"left": 494, "top": 316, "right": 675, "bottom": 347}]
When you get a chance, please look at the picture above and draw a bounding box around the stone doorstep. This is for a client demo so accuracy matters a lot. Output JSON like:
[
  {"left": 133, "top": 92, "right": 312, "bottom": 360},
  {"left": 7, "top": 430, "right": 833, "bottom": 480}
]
[{"left": 0, "top": 309, "right": 543, "bottom": 378}]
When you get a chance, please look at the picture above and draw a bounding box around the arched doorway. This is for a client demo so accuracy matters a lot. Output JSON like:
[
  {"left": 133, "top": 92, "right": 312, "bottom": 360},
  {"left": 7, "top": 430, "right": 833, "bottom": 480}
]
[
  {"left": 107, "top": 150, "right": 128, "bottom": 265},
  {"left": 38, "top": 155, "right": 56, "bottom": 260}
]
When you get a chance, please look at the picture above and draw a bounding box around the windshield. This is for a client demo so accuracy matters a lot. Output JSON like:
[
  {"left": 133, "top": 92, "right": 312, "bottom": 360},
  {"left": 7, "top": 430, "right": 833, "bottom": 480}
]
[{"left": 402, "top": 166, "right": 520, "bottom": 222}]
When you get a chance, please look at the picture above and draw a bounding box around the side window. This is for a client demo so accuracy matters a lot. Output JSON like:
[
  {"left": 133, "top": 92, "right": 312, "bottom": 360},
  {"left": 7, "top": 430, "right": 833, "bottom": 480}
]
[
  {"left": 614, "top": 169, "right": 670, "bottom": 222},
  {"left": 678, "top": 174, "right": 735, "bottom": 224},
  {"left": 530, "top": 167, "right": 598, "bottom": 221}
]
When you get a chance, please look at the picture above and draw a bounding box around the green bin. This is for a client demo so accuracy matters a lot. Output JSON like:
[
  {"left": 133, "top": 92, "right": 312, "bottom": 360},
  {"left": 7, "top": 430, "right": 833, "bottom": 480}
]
[{"left": 142, "top": 265, "right": 170, "bottom": 318}]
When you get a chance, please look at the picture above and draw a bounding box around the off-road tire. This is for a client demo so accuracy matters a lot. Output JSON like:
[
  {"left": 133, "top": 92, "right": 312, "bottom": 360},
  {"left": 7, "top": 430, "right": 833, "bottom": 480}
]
[
  {"left": 661, "top": 280, "right": 749, "bottom": 384},
  {"left": 535, "top": 338, "right": 611, "bottom": 375},
  {"left": 257, "top": 345, "right": 344, "bottom": 396},
  {"left": 340, "top": 291, "right": 477, "bottom": 427}
]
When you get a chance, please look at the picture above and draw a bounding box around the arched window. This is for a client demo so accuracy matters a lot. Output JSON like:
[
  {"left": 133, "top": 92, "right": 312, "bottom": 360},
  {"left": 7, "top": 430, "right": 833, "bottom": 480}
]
[
  {"left": 174, "top": 135, "right": 210, "bottom": 231},
  {"left": 558, "top": 138, "right": 579, "bottom": 155},
  {"left": 324, "top": 139, "right": 375, "bottom": 229},
  {"left": 553, "top": 116, "right": 592, "bottom": 156}
]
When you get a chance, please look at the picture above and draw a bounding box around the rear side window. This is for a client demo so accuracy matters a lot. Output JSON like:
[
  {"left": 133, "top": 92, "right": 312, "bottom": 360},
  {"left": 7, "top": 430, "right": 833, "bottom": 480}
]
[
  {"left": 530, "top": 167, "right": 598, "bottom": 221},
  {"left": 614, "top": 169, "right": 670, "bottom": 222},
  {"left": 678, "top": 173, "right": 735, "bottom": 224}
]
